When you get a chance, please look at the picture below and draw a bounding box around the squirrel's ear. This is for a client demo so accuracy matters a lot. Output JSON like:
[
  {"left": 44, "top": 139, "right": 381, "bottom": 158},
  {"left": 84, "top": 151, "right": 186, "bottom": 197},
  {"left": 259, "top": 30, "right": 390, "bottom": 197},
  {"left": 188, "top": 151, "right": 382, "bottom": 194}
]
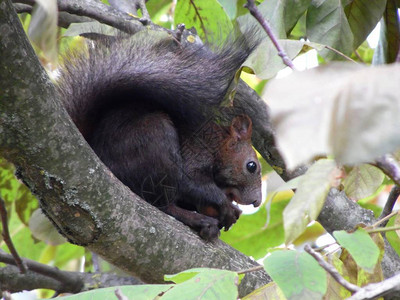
[{"left": 230, "top": 115, "right": 252, "bottom": 140}]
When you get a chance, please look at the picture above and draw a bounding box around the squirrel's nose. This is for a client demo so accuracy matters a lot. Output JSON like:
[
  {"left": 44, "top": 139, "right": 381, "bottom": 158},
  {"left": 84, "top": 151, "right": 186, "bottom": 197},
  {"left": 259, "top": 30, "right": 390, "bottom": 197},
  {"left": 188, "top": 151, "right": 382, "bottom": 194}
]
[{"left": 252, "top": 198, "right": 261, "bottom": 207}]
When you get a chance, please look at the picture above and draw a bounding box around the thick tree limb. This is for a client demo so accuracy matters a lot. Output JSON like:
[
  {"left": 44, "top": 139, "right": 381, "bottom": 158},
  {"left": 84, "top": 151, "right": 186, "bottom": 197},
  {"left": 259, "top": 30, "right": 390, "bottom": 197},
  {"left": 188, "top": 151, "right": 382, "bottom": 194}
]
[
  {"left": 0, "top": 1, "right": 270, "bottom": 297},
  {"left": 13, "top": 0, "right": 147, "bottom": 33}
]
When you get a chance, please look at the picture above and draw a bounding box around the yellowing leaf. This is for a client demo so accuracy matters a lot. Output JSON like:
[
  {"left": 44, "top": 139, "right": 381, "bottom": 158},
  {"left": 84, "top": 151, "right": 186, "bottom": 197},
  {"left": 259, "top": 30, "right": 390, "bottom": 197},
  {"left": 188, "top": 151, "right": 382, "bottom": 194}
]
[
  {"left": 333, "top": 228, "right": 380, "bottom": 273},
  {"left": 284, "top": 159, "right": 339, "bottom": 244},
  {"left": 343, "top": 164, "right": 385, "bottom": 201}
]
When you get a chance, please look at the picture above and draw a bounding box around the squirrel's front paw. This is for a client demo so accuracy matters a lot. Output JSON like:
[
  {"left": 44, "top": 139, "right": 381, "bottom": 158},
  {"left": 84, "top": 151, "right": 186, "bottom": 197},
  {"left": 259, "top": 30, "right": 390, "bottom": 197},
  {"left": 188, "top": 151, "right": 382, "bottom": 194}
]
[
  {"left": 218, "top": 200, "right": 242, "bottom": 231},
  {"left": 198, "top": 217, "right": 220, "bottom": 241}
]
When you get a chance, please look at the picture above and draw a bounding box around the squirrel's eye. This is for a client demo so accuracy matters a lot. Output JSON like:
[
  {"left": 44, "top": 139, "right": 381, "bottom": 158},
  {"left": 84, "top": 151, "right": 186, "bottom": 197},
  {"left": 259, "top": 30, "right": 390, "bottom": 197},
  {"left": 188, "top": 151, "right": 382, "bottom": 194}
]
[{"left": 246, "top": 161, "right": 257, "bottom": 173}]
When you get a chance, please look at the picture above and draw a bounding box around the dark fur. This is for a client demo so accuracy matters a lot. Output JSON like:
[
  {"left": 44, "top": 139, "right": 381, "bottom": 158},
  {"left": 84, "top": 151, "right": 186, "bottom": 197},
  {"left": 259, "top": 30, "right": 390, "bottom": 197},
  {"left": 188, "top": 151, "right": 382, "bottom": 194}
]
[{"left": 57, "top": 31, "right": 262, "bottom": 240}]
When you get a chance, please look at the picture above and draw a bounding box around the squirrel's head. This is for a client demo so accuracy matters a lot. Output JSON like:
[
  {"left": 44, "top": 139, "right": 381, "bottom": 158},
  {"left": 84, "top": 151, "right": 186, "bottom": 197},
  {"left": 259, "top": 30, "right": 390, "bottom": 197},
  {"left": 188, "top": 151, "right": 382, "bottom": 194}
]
[{"left": 214, "top": 115, "right": 262, "bottom": 207}]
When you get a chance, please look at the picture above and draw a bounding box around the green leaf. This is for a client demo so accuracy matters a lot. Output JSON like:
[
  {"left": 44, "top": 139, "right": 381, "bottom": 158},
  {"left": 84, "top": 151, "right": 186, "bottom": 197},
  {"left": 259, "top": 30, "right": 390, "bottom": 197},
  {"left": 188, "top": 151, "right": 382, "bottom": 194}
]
[
  {"left": 395, "top": 212, "right": 400, "bottom": 240},
  {"left": 15, "top": 184, "right": 38, "bottom": 226},
  {"left": 174, "top": 0, "right": 233, "bottom": 42},
  {"left": 165, "top": 269, "right": 201, "bottom": 284},
  {"left": 356, "top": 233, "right": 384, "bottom": 286},
  {"left": 58, "top": 285, "right": 174, "bottom": 300},
  {"left": 283, "top": 159, "right": 339, "bottom": 244},
  {"left": 306, "top": 0, "right": 354, "bottom": 60},
  {"left": 351, "top": 41, "right": 375, "bottom": 63},
  {"left": 217, "top": 0, "right": 238, "bottom": 19},
  {"left": 344, "top": 0, "right": 387, "bottom": 49},
  {"left": 0, "top": 158, "right": 38, "bottom": 226},
  {"left": 54, "top": 243, "right": 85, "bottom": 269},
  {"left": 0, "top": 158, "right": 18, "bottom": 206},
  {"left": 343, "top": 164, "right": 385, "bottom": 201},
  {"left": 244, "top": 39, "right": 306, "bottom": 80},
  {"left": 289, "top": 13, "right": 307, "bottom": 39},
  {"left": 373, "top": 0, "right": 400, "bottom": 64},
  {"left": 284, "top": 0, "right": 312, "bottom": 35},
  {"left": 164, "top": 268, "right": 239, "bottom": 300},
  {"left": 333, "top": 228, "right": 380, "bottom": 272},
  {"left": 146, "top": 0, "right": 173, "bottom": 25},
  {"left": 220, "top": 195, "right": 290, "bottom": 259},
  {"left": 267, "top": 63, "right": 400, "bottom": 169},
  {"left": 264, "top": 250, "right": 327, "bottom": 300},
  {"left": 386, "top": 215, "right": 400, "bottom": 256}
]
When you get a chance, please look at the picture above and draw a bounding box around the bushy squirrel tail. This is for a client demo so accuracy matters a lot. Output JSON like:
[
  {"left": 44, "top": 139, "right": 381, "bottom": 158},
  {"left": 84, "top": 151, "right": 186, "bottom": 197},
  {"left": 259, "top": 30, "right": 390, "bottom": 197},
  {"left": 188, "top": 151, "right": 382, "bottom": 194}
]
[{"left": 57, "top": 30, "right": 259, "bottom": 136}]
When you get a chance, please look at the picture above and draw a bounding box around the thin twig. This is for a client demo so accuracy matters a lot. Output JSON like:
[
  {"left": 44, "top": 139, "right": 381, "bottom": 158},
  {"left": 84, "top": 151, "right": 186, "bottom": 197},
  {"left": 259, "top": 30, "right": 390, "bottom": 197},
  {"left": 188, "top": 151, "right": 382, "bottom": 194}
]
[
  {"left": 115, "top": 288, "right": 129, "bottom": 300},
  {"left": 0, "top": 259, "right": 142, "bottom": 293},
  {"left": 92, "top": 251, "right": 101, "bottom": 273},
  {"left": 244, "top": 0, "right": 296, "bottom": 70},
  {"left": 313, "top": 242, "right": 338, "bottom": 252},
  {"left": 375, "top": 210, "right": 399, "bottom": 228},
  {"left": 0, "top": 250, "right": 83, "bottom": 292},
  {"left": 353, "top": 50, "right": 365, "bottom": 63},
  {"left": 0, "top": 197, "right": 27, "bottom": 273},
  {"left": 304, "top": 244, "right": 360, "bottom": 293},
  {"left": 237, "top": 265, "right": 264, "bottom": 275},
  {"left": 374, "top": 154, "right": 400, "bottom": 186},
  {"left": 378, "top": 186, "right": 400, "bottom": 226},
  {"left": 324, "top": 45, "right": 358, "bottom": 63}
]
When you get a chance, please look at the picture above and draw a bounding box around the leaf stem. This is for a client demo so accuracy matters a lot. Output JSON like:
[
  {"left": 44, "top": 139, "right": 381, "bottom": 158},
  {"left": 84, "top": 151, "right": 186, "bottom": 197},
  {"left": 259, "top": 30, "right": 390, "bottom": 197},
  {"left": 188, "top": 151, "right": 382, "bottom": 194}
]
[
  {"left": 374, "top": 210, "right": 399, "bottom": 228},
  {"left": 367, "top": 225, "right": 400, "bottom": 234},
  {"left": 237, "top": 265, "right": 264, "bottom": 275}
]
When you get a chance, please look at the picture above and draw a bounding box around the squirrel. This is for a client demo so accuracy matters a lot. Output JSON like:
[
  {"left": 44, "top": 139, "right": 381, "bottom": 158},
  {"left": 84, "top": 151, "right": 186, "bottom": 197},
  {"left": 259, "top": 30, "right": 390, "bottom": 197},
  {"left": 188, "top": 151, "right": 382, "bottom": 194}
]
[{"left": 57, "top": 30, "right": 262, "bottom": 240}]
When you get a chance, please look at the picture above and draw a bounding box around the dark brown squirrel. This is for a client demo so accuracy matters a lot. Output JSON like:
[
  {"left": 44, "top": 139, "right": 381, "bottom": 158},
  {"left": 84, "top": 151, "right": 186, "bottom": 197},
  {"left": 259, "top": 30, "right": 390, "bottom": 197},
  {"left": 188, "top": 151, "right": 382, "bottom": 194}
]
[{"left": 57, "top": 30, "right": 262, "bottom": 240}]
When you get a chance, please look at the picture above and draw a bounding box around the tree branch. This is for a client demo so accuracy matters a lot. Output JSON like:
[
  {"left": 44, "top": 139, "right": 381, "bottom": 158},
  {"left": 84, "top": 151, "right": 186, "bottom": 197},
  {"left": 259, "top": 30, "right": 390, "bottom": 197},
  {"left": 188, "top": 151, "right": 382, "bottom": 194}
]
[
  {"left": 0, "top": 198, "right": 27, "bottom": 273},
  {"left": 378, "top": 186, "right": 400, "bottom": 225},
  {"left": 375, "top": 154, "right": 400, "bottom": 186},
  {"left": 14, "top": 3, "right": 99, "bottom": 29},
  {"left": 13, "top": 0, "right": 147, "bottom": 33},
  {"left": 0, "top": 250, "right": 83, "bottom": 292},
  {"left": 0, "top": 264, "right": 141, "bottom": 294}
]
